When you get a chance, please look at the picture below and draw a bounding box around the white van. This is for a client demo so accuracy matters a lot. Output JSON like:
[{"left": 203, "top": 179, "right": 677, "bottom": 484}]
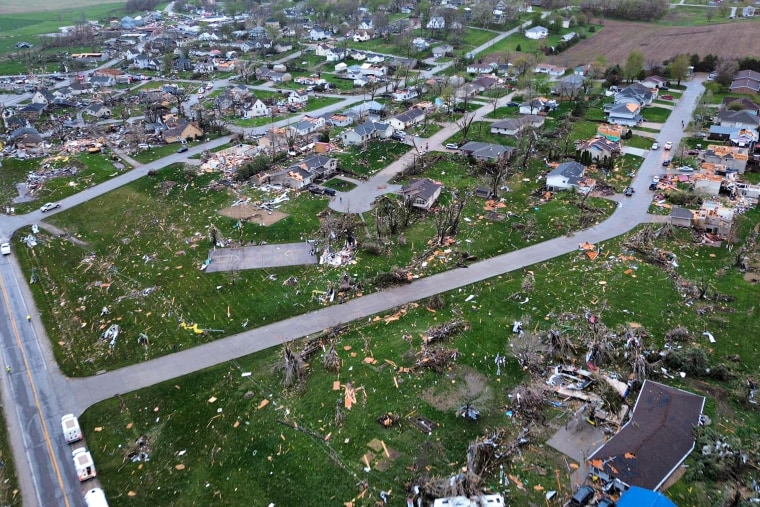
[
  {"left": 72, "top": 448, "right": 97, "bottom": 481},
  {"left": 84, "top": 487, "right": 109, "bottom": 507},
  {"left": 61, "top": 414, "right": 82, "bottom": 443}
]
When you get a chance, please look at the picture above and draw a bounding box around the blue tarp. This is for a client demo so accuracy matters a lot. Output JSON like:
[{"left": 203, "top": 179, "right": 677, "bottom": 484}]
[{"left": 617, "top": 487, "right": 677, "bottom": 507}]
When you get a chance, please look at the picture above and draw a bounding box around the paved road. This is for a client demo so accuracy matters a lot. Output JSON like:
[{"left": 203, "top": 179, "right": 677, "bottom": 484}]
[{"left": 0, "top": 25, "right": 704, "bottom": 507}]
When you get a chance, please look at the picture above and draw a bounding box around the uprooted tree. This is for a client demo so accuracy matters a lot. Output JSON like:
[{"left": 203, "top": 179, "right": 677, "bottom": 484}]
[{"left": 433, "top": 196, "right": 467, "bottom": 246}]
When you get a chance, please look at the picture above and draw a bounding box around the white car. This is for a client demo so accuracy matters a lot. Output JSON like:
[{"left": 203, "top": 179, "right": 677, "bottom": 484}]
[
  {"left": 445, "top": 143, "right": 459, "bottom": 149},
  {"left": 40, "top": 202, "right": 60, "bottom": 213},
  {"left": 1, "top": 243, "right": 10, "bottom": 255},
  {"left": 664, "top": 141, "right": 673, "bottom": 150},
  {"left": 652, "top": 175, "right": 661, "bottom": 183},
  {"left": 679, "top": 166, "right": 694, "bottom": 173},
  {"left": 651, "top": 142, "right": 659, "bottom": 150}
]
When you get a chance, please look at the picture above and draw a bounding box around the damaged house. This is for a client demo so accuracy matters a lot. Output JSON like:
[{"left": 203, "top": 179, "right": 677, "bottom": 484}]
[{"left": 399, "top": 178, "right": 443, "bottom": 210}]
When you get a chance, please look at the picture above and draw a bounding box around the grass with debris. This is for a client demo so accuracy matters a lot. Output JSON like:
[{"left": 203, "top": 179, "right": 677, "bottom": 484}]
[
  {"left": 1, "top": 152, "right": 132, "bottom": 213},
  {"left": 14, "top": 146, "right": 617, "bottom": 377},
  {"left": 80, "top": 208, "right": 760, "bottom": 507},
  {"left": 335, "top": 141, "right": 410, "bottom": 178}
]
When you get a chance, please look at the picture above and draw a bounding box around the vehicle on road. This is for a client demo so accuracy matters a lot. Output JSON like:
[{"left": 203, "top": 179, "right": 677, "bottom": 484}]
[
  {"left": 0, "top": 243, "right": 10, "bottom": 256},
  {"left": 84, "top": 487, "right": 109, "bottom": 507},
  {"left": 624, "top": 186, "right": 634, "bottom": 196},
  {"left": 323, "top": 188, "right": 336, "bottom": 196},
  {"left": 40, "top": 202, "right": 60, "bottom": 213},
  {"left": 72, "top": 447, "right": 97, "bottom": 481},
  {"left": 445, "top": 143, "right": 459, "bottom": 149},
  {"left": 61, "top": 414, "right": 82, "bottom": 443},
  {"left": 177, "top": 146, "right": 189, "bottom": 153},
  {"left": 664, "top": 141, "right": 673, "bottom": 150},
  {"left": 652, "top": 175, "right": 661, "bottom": 183},
  {"left": 651, "top": 142, "right": 659, "bottom": 150},
  {"left": 662, "top": 159, "right": 671, "bottom": 167},
  {"left": 391, "top": 131, "right": 405, "bottom": 140},
  {"left": 649, "top": 182, "right": 658, "bottom": 191},
  {"left": 679, "top": 166, "right": 694, "bottom": 172}
]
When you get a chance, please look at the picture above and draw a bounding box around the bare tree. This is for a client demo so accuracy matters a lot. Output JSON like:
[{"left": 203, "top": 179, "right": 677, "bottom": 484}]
[{"left": 456, "top": 113, "right": 475, "bottom": 141}]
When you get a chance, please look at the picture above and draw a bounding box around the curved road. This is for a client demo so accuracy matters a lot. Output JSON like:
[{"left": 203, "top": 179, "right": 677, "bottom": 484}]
[{"left": 0, "top": 44, "right": 705, "bottom": 507}]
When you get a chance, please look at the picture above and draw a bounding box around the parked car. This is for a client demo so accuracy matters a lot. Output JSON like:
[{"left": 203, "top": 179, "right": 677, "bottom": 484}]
[
  {"left": 391, "top": 131, "right": 406, "bottom": 140},
  {"left": 506, "top": 101, "right": 520, "bottom": 107},
  {"left": 662, "top": 159, "right": 671, "bottom": 167},
  {"left": 177, "top": 146, "right": 189, "bottom": 153},
  {"left": 651, "top": 142, "right": 659, "bottom": 150},
  {"left": 652, "top": 175, "right": 661, "bottom": 183},
  {"left": 445, "top": 143, "right": 459, "bottom": 149},
  {"left": 568, "top": 485, "right": 595, "bottom": 507},
  {"left": 679, "top": 166, "right": 694, "bottom": 172},
  {"left": 661, "top": 94, "right": 674, "bottom": 100},
  {"left": 598, "top": 498, "right": 616, "bottom": 507},
  {"left": 624, "top": 186, "right": 634, "bottom": 196},
  {"left": 1, "top": 243, "right": 10, "bottom": 255},
  {"left": 323, "top": 188, "right": 336, "bottom": 196},
  {"left": 40, "top": 202, "right": 61, "bottom": 213},
  {"left": 649, "top": 182, "right": 658, "bottom": 191},
  {"left": 664, "top": 141, "right": 673, "bottom": 150}
]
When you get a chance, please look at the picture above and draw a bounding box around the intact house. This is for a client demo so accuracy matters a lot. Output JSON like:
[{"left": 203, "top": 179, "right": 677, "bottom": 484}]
[
  {"left": 490, "top": 115, "right": 545, "bottom": 136},
  {"left": 432, "top": 45, "right": 453, "bottom": 58},
  {"left": 714, "top": 109, "right": 760, "bottom": 130},
  {"left": 83, "top": 102, "right": 112, "bottom": 119},
  {"left": 256, "top": 68, "right": 292, "bottom": 83},
  {"left": 346, "top": 100, "right": 386, "bottom": 121},
  {"left": 534, "top": 63, "right": 566, "bottom": 77},
  {"left": 399, "top": 178, "right": 443, "bottom": 210},
  {"left": 730, "top": 69, "right": 760, "bottom": 94},
  {"left": 524, "top": 25, "right": 548, "bottom": 39},
  {"left": 90, "top": 75, "right": 116, "bottom": 88},
  {"left": 242, "top": 99, "right": 271, "bottom": 119},
  {"left": 340, "top": 121, "right": 393, "bottom": 146},
  {"left": 702, "top": 144, "right": 749, "bottom": 174},
  {"left": 288, "top": 89, "right": 310, "bottom": 105},
  {"left": 519, "top": 97, "right": 557, "bottom": 115},
  {"left": 309, "top": 27, "right": 331, "bottom": 41},
  {"left": 546, "top": 161, "right": 593, "bottom": 192},
  {"left": 298, "top": 154, "right": 338, "bottom": 180},
  {"left": 720, "top": 97, "right": 760, "bottom": 115},
  {"left": 606, "top": 102, "right": 643, "bottom": 126},
  {"left": 459, "top": 141, "right": 514, "bottom": 161},
  {"left": 162, "top": 120, "right": 204, "bottom": 144},
  {"left": 552, "top": 74, "right": 585, "bottom": 96},
  {"left": 613, "top": 83, "right": 656, "bottom": 107},
  {"left": 576, "top": 137, "right": 621, "bottom": 162},
  {"left": 387, "top": 108, "right": 426, "bottom": 131}
]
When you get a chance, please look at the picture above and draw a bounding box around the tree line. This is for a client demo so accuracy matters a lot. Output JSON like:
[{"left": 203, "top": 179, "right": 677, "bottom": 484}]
[{"left": 579, "top": 0, "right": 668, "bottom": 21}]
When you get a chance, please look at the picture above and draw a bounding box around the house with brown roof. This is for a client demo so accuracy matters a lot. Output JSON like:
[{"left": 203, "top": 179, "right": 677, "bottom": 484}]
[
  {"left": 588, "top": 380, "right": 705, "bottom": 491},
  {"left": 576, "top": 137, "right": 621, "bottom": 161},
  {"left": 730, "top": 70, "right": 760, "bottom": 94},
  {"left": 490, "top": 115, "right": 545, "bottom": 136},
  {"left": 162, "top": 120, "right": 203, "bottom": 143}
]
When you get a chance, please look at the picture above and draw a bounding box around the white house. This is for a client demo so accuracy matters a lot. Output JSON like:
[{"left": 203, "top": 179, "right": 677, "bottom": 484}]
[
  {"left": 309, "top": 27, "right": 330, "bottom": 40},
  {"left": 243, "top": 99, "right": 271, "bottom": 118},
  {"left": 466, "top": 63, "right": 496, "bottom": 74},
  {"left": 534, "top": 63, "right": 566, "bottom": 77},
  {"left": 427, "top": 16, "right": 445, "bottom": 29},
  {"left": 340, "top": 121, "right": 393, "bottom": 145},
  {"left": 288, "top": 89, "right": 309, "bottom": 105},
  {"left": 525, "top": 26, "right": 548, "bottom": 39},
  {"left": 546, "top": 161, "right": 588, "bottom": 191},
  {"left": 399, "top": 178, "right": 442, "bottom": 210},
  {"left": 387, "top": 108, "right": 426, "bottom": 131},
  {"left": 391, "top": 88, "right": 419, "bottom": 102}
]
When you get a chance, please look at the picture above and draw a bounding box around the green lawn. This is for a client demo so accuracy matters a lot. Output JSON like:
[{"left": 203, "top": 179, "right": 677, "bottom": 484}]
[
  {"left": 322, "top": 178, "right": 356, "bottom": 191},
  {"left": 642, "top": 106, "right": 673, "bottom": 123},
  {"left": 336, "top": 140, "right": 410, "bottom": 178},
  {"left": 445, "top": 121, "right": 518, "bottom": 147}
]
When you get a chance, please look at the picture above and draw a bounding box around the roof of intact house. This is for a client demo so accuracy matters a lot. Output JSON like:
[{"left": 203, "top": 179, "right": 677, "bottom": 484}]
[
  {"left": 588, "top": 380, "right": 705, "bottom": 491},
  {"left": 400, "top": 178, "right": 442, "bottom": 201},
  {"left": 459, "top": 141, "right": 513, "bottom": 160}
]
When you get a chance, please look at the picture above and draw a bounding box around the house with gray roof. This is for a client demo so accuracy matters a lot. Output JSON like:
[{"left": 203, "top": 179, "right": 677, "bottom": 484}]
[
  {"left": 459, "top": 141, "right": 513, "bottom": 161},
  {"left": 546, "top": 161, "right": 587, "bottom": 191}
]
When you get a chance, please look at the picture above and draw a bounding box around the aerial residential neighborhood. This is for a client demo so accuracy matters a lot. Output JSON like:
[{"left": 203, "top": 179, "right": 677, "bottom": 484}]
[{"left": 0, "top": 0, "right": 760, "bottom": 506}]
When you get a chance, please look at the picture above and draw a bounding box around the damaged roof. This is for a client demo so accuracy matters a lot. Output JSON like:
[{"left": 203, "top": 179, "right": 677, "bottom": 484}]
[{"left": 588, "top": 380, "right": 705, "bottom": 491}]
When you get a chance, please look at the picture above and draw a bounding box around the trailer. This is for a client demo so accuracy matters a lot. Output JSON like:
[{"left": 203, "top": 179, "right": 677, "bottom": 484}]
[
  {"left": 84, "top": 488, "right": 109, "bottom": 507},
  {"left": 61, "top": 414, "right": 82, "bottom": 444},
  {"left": 73, "top": 448, "right": 97, "bottom": 482}
]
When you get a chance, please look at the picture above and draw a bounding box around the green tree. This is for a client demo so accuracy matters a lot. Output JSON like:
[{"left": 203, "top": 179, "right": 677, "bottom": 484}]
[
  {"left": 669, "top": 54, "right": 690, "bottom": 86},
  {"left": 624, "top": 50, "right": 644, "bottom": 83}
]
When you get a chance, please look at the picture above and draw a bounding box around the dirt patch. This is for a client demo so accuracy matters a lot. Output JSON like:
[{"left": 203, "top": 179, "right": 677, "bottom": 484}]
[
  {"left": 421, "top": 366, "right": 492, "bottom": 412},
  {"left": 744, "top": 272, "right": 760, "bottom": 283},
  {"left": 219, "top": 203, "right": 288, "bottom": 226},
  {"left": 689, "top": 379, "right": 734, "bottom": 420},
  {"left": 548, "top": 20, "right": 760, "bottom": 67}
]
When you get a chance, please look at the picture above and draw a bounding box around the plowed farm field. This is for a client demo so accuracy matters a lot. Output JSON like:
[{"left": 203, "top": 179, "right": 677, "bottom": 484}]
[{"left": 548, "top": 19, "right": 760, "bottom": 68}]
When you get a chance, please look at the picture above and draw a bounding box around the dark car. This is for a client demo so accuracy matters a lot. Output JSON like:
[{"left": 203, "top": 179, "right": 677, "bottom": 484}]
[
  {"left": 323, "top": 188, "right": 336, "bottom": 196},
  {"left": 177, "top": 146, "right": 189, "bottom": 153},
  {"left": 649, "top": 182, "right": 658, "bottom": 191},
  {"left": 598, "top": 498, "right": 616, "bottom": 507},
  {"left": 662, "top": 159, "right": 671, "bottom": 167},
  {"left": 624, "top": 186, "right": 634, "bottom": 196},
  {"left": 506, "top": 101, "right": 520, "bottom": 107},
  {"left": 569, "top": 485, "right": 595, "bottom": 507}
]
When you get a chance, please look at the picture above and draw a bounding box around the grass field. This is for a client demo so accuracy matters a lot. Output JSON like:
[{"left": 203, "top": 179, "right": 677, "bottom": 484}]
[
  {"left": 0, "top": 0, "right": 116, "bottom": 14},
  {"left": 79, "top": 207, "right": 760, "bottom": 507}
]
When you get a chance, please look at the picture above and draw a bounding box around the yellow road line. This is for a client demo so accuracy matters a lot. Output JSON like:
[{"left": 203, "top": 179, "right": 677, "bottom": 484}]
[{"left": 0, "top": 276, "right": 71, "bottom": 507}]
